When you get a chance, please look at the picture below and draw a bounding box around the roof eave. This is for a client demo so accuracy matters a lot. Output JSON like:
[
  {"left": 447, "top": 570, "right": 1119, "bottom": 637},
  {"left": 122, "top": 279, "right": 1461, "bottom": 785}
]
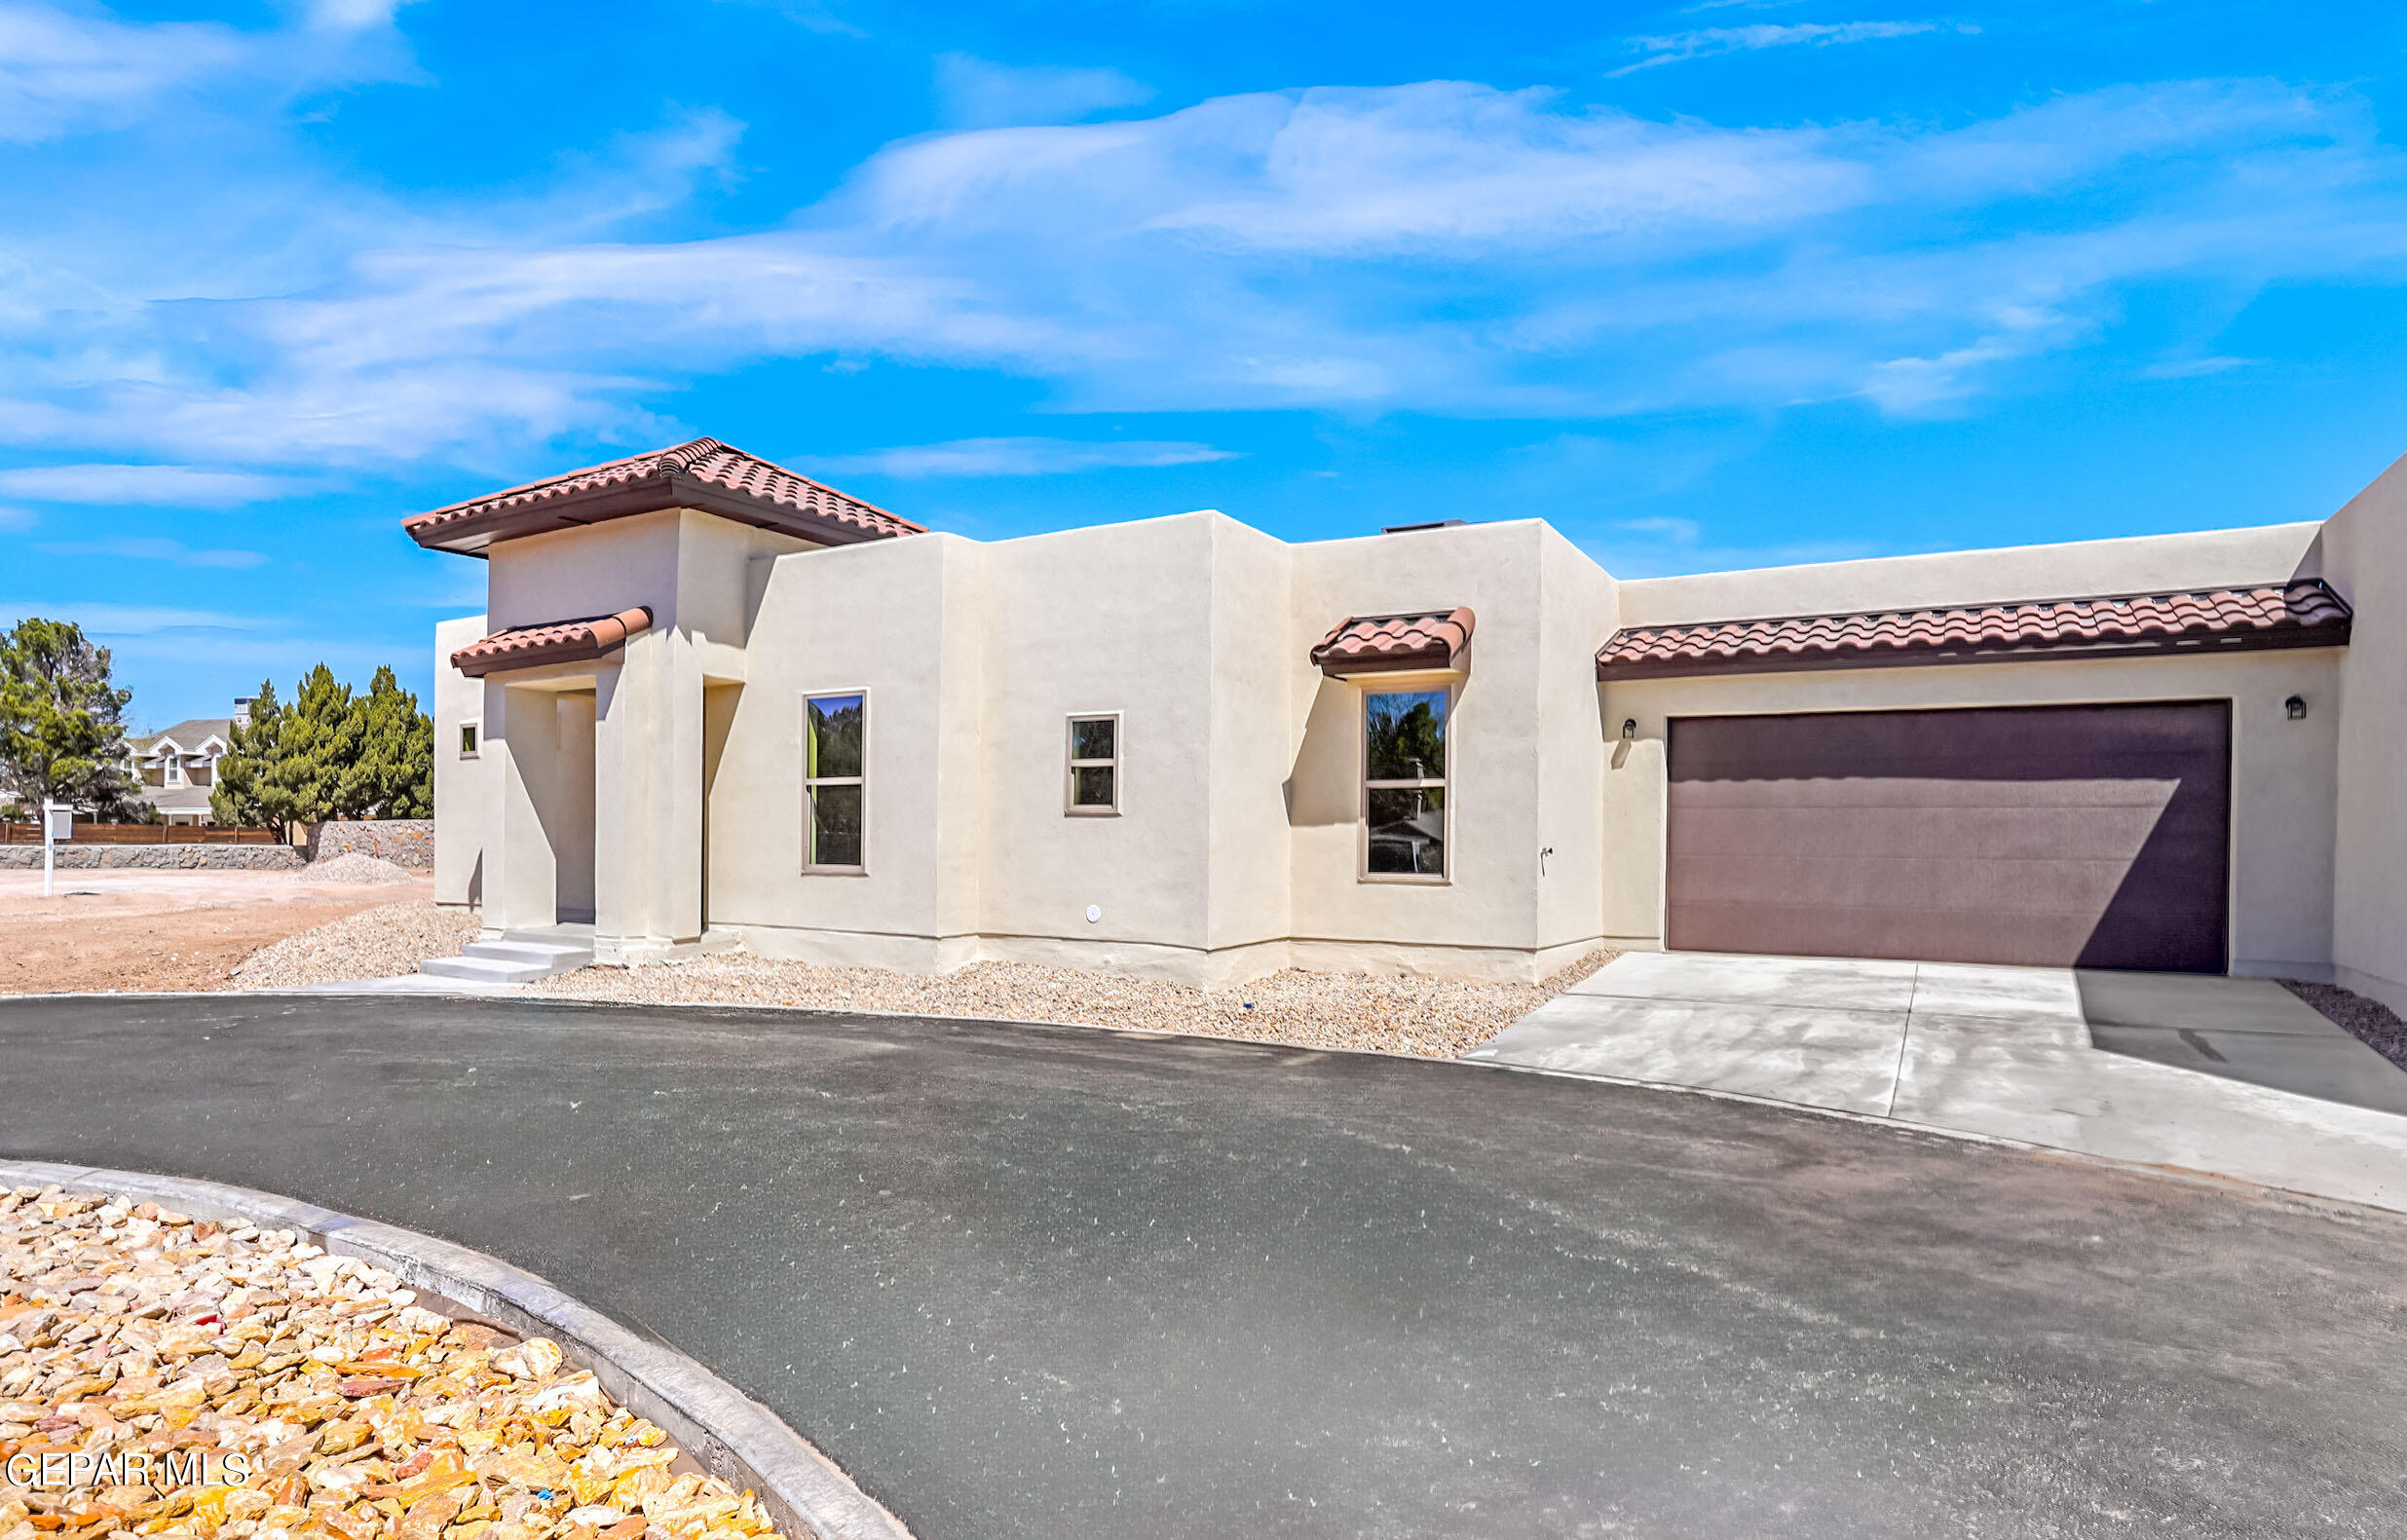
[
  {"left": 1595, "top": 621, "right": 2354, "bottom": 682},
  {"left": 405, "top": 471, "right": 915, "bottom": 557}
]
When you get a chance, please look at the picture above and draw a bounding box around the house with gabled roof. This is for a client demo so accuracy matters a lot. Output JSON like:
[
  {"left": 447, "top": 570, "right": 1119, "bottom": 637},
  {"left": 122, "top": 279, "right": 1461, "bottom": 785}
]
[
  {"left": 410, "top": 436, "right": 2407, "bottom": 1016},
  {"left": 123, "top": 703, "right": 249, "bottom": 824}
]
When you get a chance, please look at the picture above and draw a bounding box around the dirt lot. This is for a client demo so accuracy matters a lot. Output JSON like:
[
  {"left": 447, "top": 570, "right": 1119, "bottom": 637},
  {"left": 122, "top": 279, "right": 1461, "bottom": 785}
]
[{"left": 0, "top": 869, "right": 434, "bottom": 994}]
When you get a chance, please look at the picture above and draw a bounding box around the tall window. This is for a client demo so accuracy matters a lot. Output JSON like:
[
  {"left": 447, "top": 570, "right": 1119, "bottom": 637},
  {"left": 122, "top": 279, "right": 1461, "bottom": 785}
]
[
  {"left": 805, "top": 692, "right": 866, "bottom": 871},
  {"left": 1363, "top": 689, "right": 1448, "bottom": 879},
  {"left": 1066, "top": 714, "right": 1119, "bottom": 814}
]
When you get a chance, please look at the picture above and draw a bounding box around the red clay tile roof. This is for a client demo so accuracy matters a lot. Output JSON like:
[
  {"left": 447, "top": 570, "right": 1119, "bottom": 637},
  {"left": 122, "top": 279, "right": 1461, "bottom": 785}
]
[
  {"left": 1312, "top": 609, "right": 1476, "bottom": 676},
  {"left": 452, "top": 607, "right": 653, "bottom": 678},
  {"left": 1597, "top": 579, "right": 2351, "bottom": 680},
  {"left": 404, "top": 438, "right": 922, "bottom": 556}
]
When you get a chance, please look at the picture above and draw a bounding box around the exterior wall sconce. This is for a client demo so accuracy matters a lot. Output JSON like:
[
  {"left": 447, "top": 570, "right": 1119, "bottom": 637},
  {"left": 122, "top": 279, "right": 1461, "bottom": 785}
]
[
  {"left": 2285, "top": 695, "right": 2309, "bottom": 721},
  {"left": 1622, "top": 718, "right": 1637, "bottom": 740}
]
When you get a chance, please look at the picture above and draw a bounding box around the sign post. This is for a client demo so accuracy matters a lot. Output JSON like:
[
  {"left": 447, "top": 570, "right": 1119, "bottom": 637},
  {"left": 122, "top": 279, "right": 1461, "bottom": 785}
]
[{"left": 41, "top": 801, "right": 70, "bottom": 899}]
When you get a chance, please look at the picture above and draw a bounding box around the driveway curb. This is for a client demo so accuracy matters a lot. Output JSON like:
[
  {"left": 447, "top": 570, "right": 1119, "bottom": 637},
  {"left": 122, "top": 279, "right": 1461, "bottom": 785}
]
[{"left": 0, "top": 1159, "right": 912, "bottom": 1540}]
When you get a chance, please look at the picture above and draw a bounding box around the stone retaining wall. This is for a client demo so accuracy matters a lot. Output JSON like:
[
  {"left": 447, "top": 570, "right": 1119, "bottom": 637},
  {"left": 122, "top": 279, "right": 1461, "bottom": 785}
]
[
  {"left": 304, "top": 818, "right": 434, "bottom": 869},
  {"left": 0, "top": 844, "right": 303, "bottom": 870}
]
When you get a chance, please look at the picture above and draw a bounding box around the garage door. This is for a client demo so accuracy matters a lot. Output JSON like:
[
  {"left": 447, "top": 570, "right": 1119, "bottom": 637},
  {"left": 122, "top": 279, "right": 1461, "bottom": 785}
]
[{"left": 1666, "top": 701, "right": 2230, "bottom": 972}]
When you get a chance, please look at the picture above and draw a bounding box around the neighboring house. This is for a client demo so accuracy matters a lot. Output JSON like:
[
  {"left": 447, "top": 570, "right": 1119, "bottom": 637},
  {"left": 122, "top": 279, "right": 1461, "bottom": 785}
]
[
  {"left": 412, "top": 437, "right": 2407, "bottom": 1019},
  {"left": 124, "top": 700, "right": 250, "bottom": 824}
]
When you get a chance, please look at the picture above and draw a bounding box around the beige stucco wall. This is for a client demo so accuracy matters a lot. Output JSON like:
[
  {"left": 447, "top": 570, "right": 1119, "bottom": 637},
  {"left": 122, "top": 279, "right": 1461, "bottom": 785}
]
[
  {"left": 432, "top": 614, "right": 490, "bottom": 909},
  {"left": 2315, "top": 454, "right": 2407, "bottom": 1013},
  {"left": 1283, "top": 519, "right": 1612, "bottom": 976}
]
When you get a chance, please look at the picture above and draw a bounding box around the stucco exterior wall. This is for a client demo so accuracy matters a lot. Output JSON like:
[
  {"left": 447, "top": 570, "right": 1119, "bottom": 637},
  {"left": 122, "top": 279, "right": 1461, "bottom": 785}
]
[
  {"left": 2316, "top": 453, "right": 2407, "bottom": 1013},
  {"left": 1284, "top": 520, "right": 1602, "bottom": 977},
  {"left": 432, "top": 614, "right": 489, "bottom": 909}
]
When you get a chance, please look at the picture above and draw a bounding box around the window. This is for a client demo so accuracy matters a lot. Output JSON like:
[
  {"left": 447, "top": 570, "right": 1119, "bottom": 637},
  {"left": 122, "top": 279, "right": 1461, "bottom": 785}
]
[
  {"left": 805, "top": 692, "right": 867, "bottom": 871},
  {"left": 1363, "top": 688, "right": 1448, "bottom": 879},
  {"left": 1065, "top": 714, "right": 1120, "bottom": 814},
  {"left": 164, "top": 762, "right": 181, "bottom": 786},
  {"left": 459, "top": 722, "right": 479, "bottom": 758}
]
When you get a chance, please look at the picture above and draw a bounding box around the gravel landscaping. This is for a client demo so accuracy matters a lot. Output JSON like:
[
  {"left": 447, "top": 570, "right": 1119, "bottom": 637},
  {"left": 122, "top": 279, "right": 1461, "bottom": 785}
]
[
  {"left": 2284, "top": 980, "right": 2407, "bottom": 1072},
  {"left": 0, "top": 1184, "right": 794, "bottom": 1540},
  {"left": 526, "top": 950, "right": 1615, "bottom": 1059},
  {"left": 289, "top": 856, "right": 417, "bottom": 888},
  {"left": 233, "top": 903, "right": 480, "bottom": 992}
]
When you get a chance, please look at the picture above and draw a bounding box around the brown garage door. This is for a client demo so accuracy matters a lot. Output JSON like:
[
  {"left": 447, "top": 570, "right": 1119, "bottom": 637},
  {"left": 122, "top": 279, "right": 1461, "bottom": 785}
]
[{"left": 1666, "top": 701, "right": 2230, "bottom": 972}]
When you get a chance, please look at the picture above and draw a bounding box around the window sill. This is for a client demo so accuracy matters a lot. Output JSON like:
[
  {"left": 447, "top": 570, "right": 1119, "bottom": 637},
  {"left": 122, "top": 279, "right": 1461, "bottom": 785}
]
[
  {"left": 802, "top": 866, "right": 870, "bottom": 877},
  {"left": 1064, "top": 807, "right": 1121, "bottom": 818},
  {"left": 1358, "top": 873, "right": 1451, "bottom": 886}
]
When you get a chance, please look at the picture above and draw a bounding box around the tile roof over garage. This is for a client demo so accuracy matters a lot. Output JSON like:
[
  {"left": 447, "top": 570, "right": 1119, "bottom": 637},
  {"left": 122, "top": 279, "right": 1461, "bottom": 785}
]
[
  {"left": 404, "top": 438, "right": 923, "bottom": 556},
  {"left": 1311, "top": 609, "right": 1477, "bottom": 676},
  {"left": 451, "top": 608, "right": 654, "bottom": 678},
  {"left": 1597, "top": 578, "right": 2353, "bottom": 680}
]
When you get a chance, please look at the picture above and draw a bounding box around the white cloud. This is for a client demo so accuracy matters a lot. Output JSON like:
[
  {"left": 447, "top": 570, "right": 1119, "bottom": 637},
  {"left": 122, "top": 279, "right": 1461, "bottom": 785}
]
[
  {"left": 0, "top": 464, "right": 298, "bottom": 506},
  {"left": 37, "top": 537, "right": 269, "bottom": 568},
  {"left": 2, "top": 75, "right": 2405, "bottom": 467},
  {"left": 0, "top": 3, "right": 244, "bottom": 142},
  {"left": 0, "top": 505, "right": 29, "bottom": 531},
  {"left": 0, "top": 601, "right": 262, "bottom": 633},
  {"left": 934, "top": 53, "right": 1152, "bottom": 130},
  {"left": 2142, "top": 355, "right": 2260, "bottom": 379},
  {"left": 1612, "top": 20, "right": 1967, "bottom": 77},
  {"left": 814, "top": 436, "right": 1238, "bottom": 477}
]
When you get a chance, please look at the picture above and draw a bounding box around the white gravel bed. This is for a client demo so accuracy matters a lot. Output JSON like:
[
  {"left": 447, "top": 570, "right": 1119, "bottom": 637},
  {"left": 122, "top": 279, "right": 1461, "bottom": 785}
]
[
  {"left": 289, "top": 854, "right": 417, "bottom": 887},
  {"left": 0, "top": 1184, "right": 792, "bottom": 1540},
  {"left": 233, "top": 902, "right": 481, "bottom": 991},
  {"left": 528, "top": 950, "right": 1615, "bottom": 1059}
]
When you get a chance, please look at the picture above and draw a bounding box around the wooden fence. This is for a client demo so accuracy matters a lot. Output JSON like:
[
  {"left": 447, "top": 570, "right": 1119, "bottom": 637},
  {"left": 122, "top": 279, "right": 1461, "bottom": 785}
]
[{"left": 0, "top": 821, "right": 285, "bottom": 846}]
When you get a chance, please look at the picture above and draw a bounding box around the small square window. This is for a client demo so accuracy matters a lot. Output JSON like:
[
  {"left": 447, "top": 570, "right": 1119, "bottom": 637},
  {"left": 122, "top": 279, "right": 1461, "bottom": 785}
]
[
  {"left": 1066, "top": 713, "right": 1119, "bottom": 814},
  {"left": 459, "top": 722, "right": 479, "bottom": 758}
]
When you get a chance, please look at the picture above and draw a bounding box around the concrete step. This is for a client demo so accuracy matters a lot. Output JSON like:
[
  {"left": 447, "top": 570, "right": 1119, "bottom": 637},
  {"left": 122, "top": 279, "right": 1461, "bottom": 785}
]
[
  {"left": 419, "top": 927, "right": 595, "bottom": 985},
  {"left": 463, "top": 939, "right": 593, "bottom": 968},
  {"left": 418, "top": 955, "right": 553, "bottom": 985}
]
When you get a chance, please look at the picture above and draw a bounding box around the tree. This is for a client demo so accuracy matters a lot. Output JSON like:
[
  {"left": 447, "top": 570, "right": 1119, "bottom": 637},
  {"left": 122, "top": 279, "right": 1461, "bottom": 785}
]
[
  {"left": 0, "top": 619, "right": 141, "bottom": 817},
  {"left": 211, "top": 665, "right": 434, "bottom": 829},
  {"left": 210, "top": 681, "right": 284, "bottom": 829},
  {"left": 344, "top": 666, "right": 433, "bottom": 818}
]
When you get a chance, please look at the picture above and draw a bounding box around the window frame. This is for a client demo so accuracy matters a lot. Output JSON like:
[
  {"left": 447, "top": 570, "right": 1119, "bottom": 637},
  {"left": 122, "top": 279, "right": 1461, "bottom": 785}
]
[
  {"left": 1064, "top": 711, "right": 1122, "bottom": 816},
  {"left": 1359, "top": 682, "right": 1453, "bottom": 884},
  {"left": 458, "top": 721, "right": 479, "bottom": 759},
  {"left": 802, "top": 687, "right": 870, "bottom": 876}
]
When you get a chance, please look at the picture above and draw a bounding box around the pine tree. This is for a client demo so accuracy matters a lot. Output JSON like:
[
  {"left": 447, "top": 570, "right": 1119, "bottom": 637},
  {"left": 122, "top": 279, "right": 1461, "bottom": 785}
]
[
  {"left": 345, "top": 666, "right": 433, "bottom": 818},
  {"left": 209, "top": 681, "right": 285, "bottom": 828},
  {"left": 261, "top": 664, "right": 362, "bottom": 824},
  {"left": 0, "top": 619, "right": 141, "bottom": 817}
]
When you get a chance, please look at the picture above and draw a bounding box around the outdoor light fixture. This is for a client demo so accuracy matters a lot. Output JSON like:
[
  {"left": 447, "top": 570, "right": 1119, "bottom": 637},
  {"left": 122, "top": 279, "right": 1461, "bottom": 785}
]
[
  {"left": 1622, "top": 718, "right": 1637, "bottom": 740},
  {"left": 2286, "top": 695, "right": 2309, "bottom": 720}
]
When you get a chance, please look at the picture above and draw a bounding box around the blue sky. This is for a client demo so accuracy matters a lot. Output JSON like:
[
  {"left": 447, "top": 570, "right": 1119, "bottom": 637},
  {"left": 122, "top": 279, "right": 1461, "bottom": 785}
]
[{"left": 6, "top": 0, "right": 2407, "bottom": 724}]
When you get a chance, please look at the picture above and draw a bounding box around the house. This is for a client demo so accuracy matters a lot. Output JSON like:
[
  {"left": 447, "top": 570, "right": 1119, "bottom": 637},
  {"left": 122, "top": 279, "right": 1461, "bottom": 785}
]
[
  {"left": 123, "top": 701, "right": 250, "bottom": 823},
  {"left": 413, "top": 438, "right": 2407, "bottom": 1017}
]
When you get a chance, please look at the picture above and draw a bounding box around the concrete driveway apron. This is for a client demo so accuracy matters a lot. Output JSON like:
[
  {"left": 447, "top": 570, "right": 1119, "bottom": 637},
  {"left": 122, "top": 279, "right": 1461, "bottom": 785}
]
[{"left": 1467, "top": 951, "right": 2407, "bottom": 1211}]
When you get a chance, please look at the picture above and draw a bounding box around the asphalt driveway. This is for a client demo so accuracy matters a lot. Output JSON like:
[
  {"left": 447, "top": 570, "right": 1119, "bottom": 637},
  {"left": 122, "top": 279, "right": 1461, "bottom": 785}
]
[{"left": 2, "top": 994, "right": 2403, "bottom": 1538}]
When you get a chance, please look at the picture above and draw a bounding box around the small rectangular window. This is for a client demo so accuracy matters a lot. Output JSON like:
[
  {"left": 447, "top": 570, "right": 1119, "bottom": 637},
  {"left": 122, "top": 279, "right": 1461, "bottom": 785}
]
[
  {"left": 1066, "top": 713, "right": 1119, "bottom": 814},
  {"left": 1363, "top": 688, "right": 1448, "bottom": 879},
  {"left": 164, "top": 763, "right": 182, "bottom": 786},
  {"left": 459, "top": 722, "right": 479, "bottom": 758},
  {"left": 805, "top": 692, "right": 867, "bottom": 871}
]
